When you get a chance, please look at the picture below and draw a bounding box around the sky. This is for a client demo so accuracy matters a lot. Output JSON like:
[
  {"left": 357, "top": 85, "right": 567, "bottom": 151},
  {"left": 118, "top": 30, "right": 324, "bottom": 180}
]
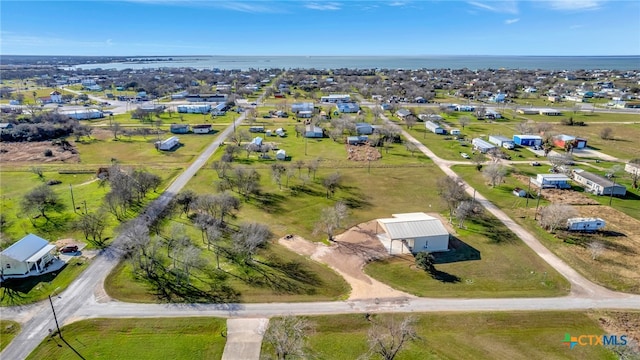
[{"left": 1, "top": 0, "right": 639, "bottom": 56}]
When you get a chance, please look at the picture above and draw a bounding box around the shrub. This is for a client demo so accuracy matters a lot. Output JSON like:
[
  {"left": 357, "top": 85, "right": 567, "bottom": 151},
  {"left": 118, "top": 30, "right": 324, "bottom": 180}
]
[{"left": 44, "top": 148, "right": 54, "bottom": 157}]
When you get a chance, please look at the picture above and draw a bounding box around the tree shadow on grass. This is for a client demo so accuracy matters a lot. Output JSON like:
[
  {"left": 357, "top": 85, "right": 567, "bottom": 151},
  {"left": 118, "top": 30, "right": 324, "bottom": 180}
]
[
  {"left": 240, "top": 259, "right": 322, "bottom": 295},
  {"left": 251, "top": 191, "right": 286, "bottom": 214},
  {"left": 144, "top": 266, "right": 240, "bottom": 303},
  {"left": 430, "top": 269, "right": 462, "bottom": 283},
  {"left": 468, "top": 215, "right": 517, "bottom": 244}
]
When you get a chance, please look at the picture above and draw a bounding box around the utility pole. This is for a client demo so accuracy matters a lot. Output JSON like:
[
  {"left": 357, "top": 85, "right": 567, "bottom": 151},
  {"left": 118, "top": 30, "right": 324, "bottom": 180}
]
[
  {"left": 526, "top": 177, "right": 531, "bottom": 207},
  {"left": 69, "top": 185, "right": 76, "bottom": 213},
  {"left": 534, "top": 189, "right": 542, "bottom": 220},
  {"left": 609, "top": 178, "right": 616, "bottom": 206},
  {"left": 48, "top": 295, "right": 62, "bottom": 339}
]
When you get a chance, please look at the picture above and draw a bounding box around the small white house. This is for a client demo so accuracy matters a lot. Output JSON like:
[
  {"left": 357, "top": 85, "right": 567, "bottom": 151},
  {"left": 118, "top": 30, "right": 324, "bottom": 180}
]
[
  {"left": 450, "top": 129, "right": 461, "bottom": 136},
  {"left": 192, "top": 124, "right": 212, "bottom": 134},
  {"left": 425, "top": 121, "right": 445, "bottom": 134},
  {"left": 377, "top": 213, "right": 450, "bottom": 255},
  {"left": 62, "top": 109, "right": 104, "bottom": 120},
  {"left": 305, "top": 125, "right": 323, "bottom": 138},
  {"left": 0, "top": 234, "right": 56, "bottom": 277},
  {"left": 157, "top": 136, "right": 180, "bottom": 151},
  {"left": 567, "top": 217, "right": 606, "bottom": 232}
]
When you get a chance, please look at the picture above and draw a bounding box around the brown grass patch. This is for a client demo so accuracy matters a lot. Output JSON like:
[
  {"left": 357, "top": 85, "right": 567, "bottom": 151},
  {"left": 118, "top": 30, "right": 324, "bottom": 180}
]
[
  {"left": 0, "top": 141, "right": 80, "bottom": 163},
  {"left": 346, "top": 144, "right": 381, "bottom": 161}
]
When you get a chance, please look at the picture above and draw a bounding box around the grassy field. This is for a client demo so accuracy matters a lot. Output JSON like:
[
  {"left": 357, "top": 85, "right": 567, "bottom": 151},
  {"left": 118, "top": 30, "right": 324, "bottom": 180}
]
[
  {"left": 105, "top": 240, "right": 350, "bottom": 303},
  {"left": 0, "top": 258, "right": 89, "bottom": 306},
  {"left": 266, "top": 312, "right": 620, "bottom": 360},
  {"left": 0, "top": 320, "right": 20, "bottom": 351},
  {"left": 26, "top": 318, "right": 227, "bottom": 360},
  {"left": 453, "top": 164, "right": 640, "bottom": 294},
  {"left": 396, "top": 111, "right": 640, "bottom": 161},
  {"left": 365, "top": 212, "right": 569, "bottom": 298}
]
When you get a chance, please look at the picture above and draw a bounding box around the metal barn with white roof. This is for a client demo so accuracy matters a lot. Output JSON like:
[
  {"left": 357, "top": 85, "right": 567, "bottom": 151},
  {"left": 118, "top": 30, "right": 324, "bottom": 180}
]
[{"left": 377, "top": 213, "right": 450, "bottom": 254}]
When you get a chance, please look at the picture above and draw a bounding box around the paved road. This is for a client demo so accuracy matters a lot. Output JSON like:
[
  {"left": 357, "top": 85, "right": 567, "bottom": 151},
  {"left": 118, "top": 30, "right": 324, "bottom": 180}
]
[
  {"left": 2, "top": 96, "right": 639, "bottom": 360},
  {"left": 0, "top": 99, "right": 249, "bottom": 360}
]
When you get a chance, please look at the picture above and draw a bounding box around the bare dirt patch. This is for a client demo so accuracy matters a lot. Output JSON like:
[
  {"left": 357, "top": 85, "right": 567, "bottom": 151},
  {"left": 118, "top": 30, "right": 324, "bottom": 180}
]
[
  {"left": 512, "top": 174, "right": 598, "bottom": 205},
  {"left": 278, "top": 220, "right": 414, "bottom": 300},
  {"left": 346, "top": 144, "right": 382, "bottom": 162},
  {"left": 594, "top": 311, "right": 640, "bottom": 352},
  {"left": 0, "top": 141, "right": 79, "bottom": 163}
]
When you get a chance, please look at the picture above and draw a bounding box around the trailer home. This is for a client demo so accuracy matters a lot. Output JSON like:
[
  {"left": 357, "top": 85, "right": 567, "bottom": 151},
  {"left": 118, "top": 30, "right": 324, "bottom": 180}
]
[{"left": 567, "top": 217, "right": 605, "bottom": 232}]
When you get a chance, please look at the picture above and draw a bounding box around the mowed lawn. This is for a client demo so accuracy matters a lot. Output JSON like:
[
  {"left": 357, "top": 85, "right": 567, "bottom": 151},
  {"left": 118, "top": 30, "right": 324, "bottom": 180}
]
[
  {"left": 0, "top": 320, "right": 20, "bottom": 351},
  {"left": 453, "top": 164, "right": 640, "bottom": 294},
  {"left": 26, "top": 318, "right": 227, "bottom": 360},
  {"left": 365, "top": 212, "right": 569, "bottom": 298},
  {"left": 282, "top": 312, "right": 618, "bottom": 360}
]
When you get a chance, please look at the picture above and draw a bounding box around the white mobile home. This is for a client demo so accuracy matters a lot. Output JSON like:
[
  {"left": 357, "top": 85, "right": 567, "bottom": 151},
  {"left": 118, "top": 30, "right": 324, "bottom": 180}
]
[
  {"left": 488, "top": 135, "right": 514, "bottom": 149},
  {"left": 62, "top": 109, "right": 104, "bottom": 120},
  {"left": 572, "top": 169, "right": 626, "bottom": 196},
  {"left": 377, "top": 213, "right": 450, "bottom": 255},
  {"left": 425, "top": 121, "right": 445, "bottom": 134},
  {"left": 320, "top": 94, "right": 351, "bottom": 103},
  {"left": 156, "top": 136, "right": 180, "bottom": 151},
  {"left": 531, "top": 174, "right": 571, "bottom": 189},
  {"left": 567, "top": 217, "right": 606, "bottom": 232},
  {"left": 176, "top": 104, "right": 211, "bottom": 114},
  {"left": 0, "top": 234, "right": 56, "bottom": 277},
  {"left": 192, "top": 124, "right": 213, "bottom": 134}
]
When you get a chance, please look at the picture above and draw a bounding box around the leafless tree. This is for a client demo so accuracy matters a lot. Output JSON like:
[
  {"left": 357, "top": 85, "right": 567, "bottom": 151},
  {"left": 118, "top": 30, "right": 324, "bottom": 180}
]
[
  {"left": 271, "top": 163, "right": 287, "bottom": 190},
  {"left": 437, "top": 176, "right": 467, "bottom": 223},
  {"left": 404, "top": 141, "right": 419, "bottom": 157},
  {"left": 458, "top": 115, "right": 471, "bottom": 130},
  {"left": 547, "top": 153, "right": 574, "bottom": 172},
  {"left": 307, "top": 158, "right": 320, "bottom": 179},
  {"left": 322, "top": 172, "right": 342, "bottom": 198},
  {"left": 212, "top": 160, "right": 232, "bottom": 178},
  {"left": 72, "top": 210, "right": 108, "bottom": 247},
  {"left": 482, "top": 162, "right": 507, "bottom": 187},
  {"left": 263, "top": 316, "right": 315, "bottom": 360},
  {"left": 313, "top": 201, "right": 349, "bottom": 241},
  {"left": 589, "top": 241, "right": 605, "bottom": 260},
  {"left": 233, "top": 166, "right": 261, "bottom": 199},
  {"left": 294, "top": 160, "right": 306, "bottom": 177},
  {"left": 111, "top": 121, "right": 122, "bottom": 140},
  {"left": 404, "top": 115, "right": 417, "bottom": 129},
  {"left": 600, "top": 127, "right": 613, "bottom": 140},
  {"left": 471, "top": 153, "right": 487, "bottom": 171},
  {"left": 361, "top": 316, "right": 420, "bottom": 360},
  {"left": 539, "top": 204, "right": 577, "bottom": 233},
  {"left": 232, "top": 222, "right": 272, "bottom": 260},
  {"left": 515, "top": 120, "right": 535, "bottom": 135},
  {"left": 455, "top": 200, "right": 483, "bottom": 228},
  {"left": 173, "top": 190, "right": 197, "bottom": 217}
]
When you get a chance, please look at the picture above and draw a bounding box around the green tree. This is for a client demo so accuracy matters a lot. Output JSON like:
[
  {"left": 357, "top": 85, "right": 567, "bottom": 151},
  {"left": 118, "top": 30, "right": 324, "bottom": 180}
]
[{"left": 21, "top": 185, "right": 65, "bottom": 221}]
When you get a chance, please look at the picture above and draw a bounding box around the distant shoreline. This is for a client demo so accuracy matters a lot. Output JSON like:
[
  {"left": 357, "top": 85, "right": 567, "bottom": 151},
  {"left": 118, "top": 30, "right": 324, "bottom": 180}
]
[{"left": 2, "top": 55, "right": 639, "bottom": 71}]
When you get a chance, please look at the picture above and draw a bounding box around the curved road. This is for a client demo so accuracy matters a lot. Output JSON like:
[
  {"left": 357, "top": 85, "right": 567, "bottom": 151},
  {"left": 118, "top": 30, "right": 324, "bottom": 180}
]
[{"left": 2, "top": 98, "right": 639, "bottom": 360}]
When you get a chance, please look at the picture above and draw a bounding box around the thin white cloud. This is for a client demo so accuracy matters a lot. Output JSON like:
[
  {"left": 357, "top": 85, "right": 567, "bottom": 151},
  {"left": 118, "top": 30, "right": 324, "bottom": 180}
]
[
  {"left": 569, "top": 24, "right": 584, "bottom": 29},
  {"left": 467, "top": 1, "right": 518, "bottom": 14},
  {"left": 546, "top": 0, "right": 604, "bottom": 10},
  {"left": 119, "top": 0, "right": 281, "bottom": 13},
  {"left": 505, "top": 18, "right": 520, "bottom": 24},
  {"left": 389, "top": 1, "right": 408, "bottom": 6},
  {"left": 305, "top": 2, "right": 341, "bottom": 11}
]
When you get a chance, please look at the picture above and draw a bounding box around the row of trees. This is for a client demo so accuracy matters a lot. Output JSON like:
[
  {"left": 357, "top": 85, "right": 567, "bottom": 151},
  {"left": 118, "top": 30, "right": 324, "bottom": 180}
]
[
  {"left": 436, "top": 176, "right": 483, "bottom": 228},
  {"left": 264, "top": 315, "right": 420, "bottom": 360}
]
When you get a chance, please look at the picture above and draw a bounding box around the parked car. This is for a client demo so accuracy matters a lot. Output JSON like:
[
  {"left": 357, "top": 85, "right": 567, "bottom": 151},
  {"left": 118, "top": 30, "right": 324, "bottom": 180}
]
[
  {"left": 531, "top": 161, "right": 541, "bottom": 166},
  {"left": 60, "top": 245, "right": 78, "bottom": 253},
  {"left": 461, "top": 153, "right": 470, "bottom": 159}
]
